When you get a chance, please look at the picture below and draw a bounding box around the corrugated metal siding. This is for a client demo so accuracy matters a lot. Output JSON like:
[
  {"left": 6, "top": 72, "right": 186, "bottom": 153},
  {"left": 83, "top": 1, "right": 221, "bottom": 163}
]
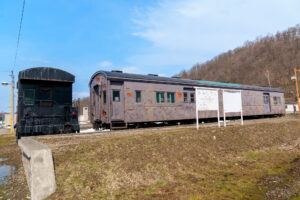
[{"left": 19, "top": 67, "right": 75, "bottom": 82}]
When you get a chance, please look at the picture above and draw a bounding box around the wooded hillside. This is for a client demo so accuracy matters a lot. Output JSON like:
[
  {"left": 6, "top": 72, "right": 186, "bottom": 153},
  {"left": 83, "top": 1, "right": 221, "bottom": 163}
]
[{"left": 178, "top": 25, "right": 300, "bottom": 102}]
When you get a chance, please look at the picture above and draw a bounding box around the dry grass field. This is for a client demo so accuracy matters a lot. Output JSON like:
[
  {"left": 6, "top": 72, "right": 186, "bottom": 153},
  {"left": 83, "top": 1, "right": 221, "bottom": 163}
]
[
  {"left": 1, "top": 117, "right": 300, "bottom": 200},
  {"left": 38, "top": 117, "right": 300, "bottom": 200}
]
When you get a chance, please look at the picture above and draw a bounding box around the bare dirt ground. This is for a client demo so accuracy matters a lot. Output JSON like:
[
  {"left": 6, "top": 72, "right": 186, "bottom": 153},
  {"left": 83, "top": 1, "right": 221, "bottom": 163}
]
[
  {"left": 1, "top": 116, "right": 300, "bottom": 200},
  {"left": 0, "top": 128, "right": 9, "bottom": 135},
  {"left": 0, "top": 133, "right": 30, "bottom": 200}
]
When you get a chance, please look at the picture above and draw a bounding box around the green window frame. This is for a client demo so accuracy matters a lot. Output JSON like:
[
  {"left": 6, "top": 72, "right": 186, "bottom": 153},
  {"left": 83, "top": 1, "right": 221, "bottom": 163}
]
[
  {"left": 183, "top": 92, "right": 188, "bottom": 102},
  {"left": 136, "top": 91, "right": 141, "bottom": 103},
  {"left": 190, "top": 93, "right": 195, "bottom": 103},
  {"left": 113, "top": 90, "right": 120, "bottom": 102},
  {"left": 167, "top": 92, "right": 175, "bottom": 103},
  {"left": 156, "top": 92, "right": 165, "bottom": 103},
  {"left": 24, "top": 89, "right": 35, "bottom": 105}
]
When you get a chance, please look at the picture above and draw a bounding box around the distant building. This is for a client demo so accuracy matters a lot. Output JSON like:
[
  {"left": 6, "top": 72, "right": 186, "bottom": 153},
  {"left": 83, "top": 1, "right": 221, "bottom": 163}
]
[
  {"left": 79, "top": 107, "right": 89, "bottom": 122},
  {"left": 285, "top": 102, "right": 299, "bottom": 114},
  {"left": 73, "top": 97, "right": 90, "bottom": 123},
  {"left": 0, "top": 113, "right": 4, "bottom": 126},
  {"left": 4, "top": 113, "right": 17, "bottom": 128}
]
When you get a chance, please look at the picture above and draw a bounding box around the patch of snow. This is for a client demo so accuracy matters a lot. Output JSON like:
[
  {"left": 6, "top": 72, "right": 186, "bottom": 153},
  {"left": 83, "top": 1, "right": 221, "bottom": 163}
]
[
  {"left": 80, "top": 128, "right": 111, "bottom": 134},
  {"left": 80, "top": 128, "right": 97, "bottom": 133}
]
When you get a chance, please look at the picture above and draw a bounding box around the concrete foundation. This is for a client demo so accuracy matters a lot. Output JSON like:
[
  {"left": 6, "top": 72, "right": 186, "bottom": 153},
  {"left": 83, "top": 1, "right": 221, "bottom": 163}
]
[{"left": 18, "top": 138, "right": 56, "bottom": 200}]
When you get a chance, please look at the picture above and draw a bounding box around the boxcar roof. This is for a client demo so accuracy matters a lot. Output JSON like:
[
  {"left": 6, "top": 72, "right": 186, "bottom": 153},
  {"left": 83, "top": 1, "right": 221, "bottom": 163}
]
[
  {"left": 90, "top": 71, "right": 283, "bottom": 92},
  {"left": 19, "top": 67, "right": 75, "bottom": 83}
]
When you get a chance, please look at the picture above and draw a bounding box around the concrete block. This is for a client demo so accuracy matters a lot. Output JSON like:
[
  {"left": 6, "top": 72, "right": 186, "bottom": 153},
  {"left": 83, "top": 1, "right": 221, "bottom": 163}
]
[{"left": 18, "top": 138, "right": 56, "bottom": 200}]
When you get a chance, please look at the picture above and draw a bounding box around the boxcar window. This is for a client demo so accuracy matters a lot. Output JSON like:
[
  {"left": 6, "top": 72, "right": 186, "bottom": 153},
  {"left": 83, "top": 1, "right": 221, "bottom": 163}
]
[
  {"left": 136, "top": 91, "right": 141, "bottom": 103},
  {"left": 113, "top": 90, "right": 120, "bottom": 102},
  {"left": 24, "top": 89, "right": 35, "bottom": 105},
  {"left": 103, "top": 91, "right": 106, "bottom": 104},
  {"left": 273, "top": 96, "right": 281, "bottom": 105},
  {"left": 184, "top": 92, "right": 188, "bottom": 102},
  {"left": 263, "top": 95, "right": 269, "bottom": 104},
  {"left": 167, "top": 92, "right": 175, "bottom": 103},
  {"left": 274, "top": 97, "right": 277, "bottom": 105},
  {"left": 190, "top": 93, "right": 195, "bottom": 103},
  {"left": 156, "top": 92, "right": 165, "bottom": 103},
  {"left": 40, "top": 88, "right": 52, "bottom": 101}
]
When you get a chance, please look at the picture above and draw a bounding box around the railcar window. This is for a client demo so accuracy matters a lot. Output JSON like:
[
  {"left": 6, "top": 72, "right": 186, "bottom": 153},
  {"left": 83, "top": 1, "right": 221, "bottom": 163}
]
[
  {"left": 113, "top": 90, "right": 120, "bottom": 102},
  {"left": 24, "top": 89, "right": 35, "bottom": 105},
  {"left": 278, "top": 97, "right": 281, "bottom": 105},
  {"left": 273, "top": 96, "right": 281, "bottom": 105},
  {"left": 103, "top": 91, "right": 106, "bottom": 104},
  {"left": 190, "top": 93, "right": 195, "bottom": 103},
  {"left": 136, "top": 91, "right": 141, "bottom": 103},
  {"left": 184, "top": 92, "right": 188, "bottom": 102},
  {"left": 40, "top": 88, "right": 52, "bottom": 101},
  {"left": 39, "top": 87, "right": 53, "bottom": 107},
  {"left": 167, "top": 92, "right": 175, "bottom": 103},
  {"left": 263, "top": 95, "right": 269, "bottom": 104},
  {"left": 156, "top": 92, "right": 165, "bottom": 103}
]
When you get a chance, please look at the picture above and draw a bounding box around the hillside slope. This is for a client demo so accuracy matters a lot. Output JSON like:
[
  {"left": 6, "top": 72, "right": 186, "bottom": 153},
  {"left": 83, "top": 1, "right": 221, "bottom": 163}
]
[{"left": 178, "top": 25, "right": 300, "bottom": 101}]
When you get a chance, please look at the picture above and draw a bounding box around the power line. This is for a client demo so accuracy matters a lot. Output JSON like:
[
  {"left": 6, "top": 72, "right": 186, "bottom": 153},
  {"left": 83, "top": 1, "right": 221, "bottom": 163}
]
[{"left": 13, "top": 0, "right": 26, "bottom": 70}]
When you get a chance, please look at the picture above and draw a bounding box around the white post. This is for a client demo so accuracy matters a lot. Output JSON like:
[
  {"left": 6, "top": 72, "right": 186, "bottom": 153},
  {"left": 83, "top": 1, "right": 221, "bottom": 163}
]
[
  {"left": 196, "top": 110, "right": 199, "bottom": 130},
  {"left": 223, "top": 111, "right": 226, "bottom": 127},
  {"left": 240, "top": 90, "right": 244, "bottom": 125},
  {"left": 217, "top": 89, "right": 220, "bottom": 128},
  {"left": 196, "top": 88, "right": 199, "bottom": 130},
  {"left": 222, "top": 90, "right": 226, "bottom": 127}
]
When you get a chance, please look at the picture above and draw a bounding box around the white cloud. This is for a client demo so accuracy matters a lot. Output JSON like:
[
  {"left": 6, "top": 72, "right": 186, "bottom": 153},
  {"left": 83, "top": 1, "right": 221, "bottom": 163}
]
[
  {"left": 121, "top": 66, "right": 143, "bottom": 74},
  {"left": 98, "top": 60, "right": 144, "bottom": 74},
  {"left": 131, "top": 0, "right": 300, "bottom": 70},
  {"left": 99, "top": 61, "right": 114, "bottom": 68}
]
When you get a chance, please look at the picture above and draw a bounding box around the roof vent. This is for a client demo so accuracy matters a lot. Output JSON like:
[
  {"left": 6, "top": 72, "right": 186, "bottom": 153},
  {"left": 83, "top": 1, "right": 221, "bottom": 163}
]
[
  {"left": 111, "top": 70, "right": 123, "bottom": 73},
  {"left": 148, "top": 74, "right": 158, "bottom": 76},
  {"left": 172, "top": 76, "right": 181, "bottom": 79}
]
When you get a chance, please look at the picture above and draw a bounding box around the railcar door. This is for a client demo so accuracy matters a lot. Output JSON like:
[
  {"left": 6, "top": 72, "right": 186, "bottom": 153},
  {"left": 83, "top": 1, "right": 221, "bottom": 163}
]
[
  {"left": 263, "top": 93, "right": 271, "bottom": 113},
  {"left": 110, "top": 81, "right": 125, "bottom": 121}
]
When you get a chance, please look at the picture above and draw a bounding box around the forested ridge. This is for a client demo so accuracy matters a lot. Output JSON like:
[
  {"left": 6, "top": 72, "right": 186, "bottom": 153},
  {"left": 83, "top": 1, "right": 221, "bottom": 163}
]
[{"left": 178, "top": 25, "right": 300, "bottom": 101}]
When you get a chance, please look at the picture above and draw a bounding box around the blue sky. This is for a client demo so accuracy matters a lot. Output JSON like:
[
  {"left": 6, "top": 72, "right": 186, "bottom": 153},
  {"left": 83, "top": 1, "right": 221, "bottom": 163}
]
[{"left": 0, "top": 0, "right": 300, "bottom": 112}]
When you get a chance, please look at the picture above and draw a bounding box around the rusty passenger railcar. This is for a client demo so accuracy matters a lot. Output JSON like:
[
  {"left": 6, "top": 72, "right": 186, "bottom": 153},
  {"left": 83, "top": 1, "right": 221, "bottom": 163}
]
[
  {"left": 89, "top": 71, "right": 285, "bottom": 129},
  {"left": 16, "top": 67, "right": 80, "bottom": 138}
]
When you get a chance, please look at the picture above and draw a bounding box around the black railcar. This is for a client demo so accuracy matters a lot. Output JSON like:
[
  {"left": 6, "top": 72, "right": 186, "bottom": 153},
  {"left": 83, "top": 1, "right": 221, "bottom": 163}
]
[{"left": 16, "top": 67, "right": 80, "bottom": 138}]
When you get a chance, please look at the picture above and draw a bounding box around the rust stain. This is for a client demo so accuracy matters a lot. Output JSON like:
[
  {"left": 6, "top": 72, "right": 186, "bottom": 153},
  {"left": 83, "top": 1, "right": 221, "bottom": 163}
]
[
  {"left": 96, "top": 77, "right": 101, "bottom": 82},
  {"left": 176, "top": 92, "right": 182, "bottom": 98},
  {"left": 39, "top": 102, "right": 53, "bottom": 107},
  {"left": 127, "top": 92, "right": 134, "bottom": 97},
  {"left": 103, "top": 83, "right": 107, "bottom": 87},
  {"left": 101, "top": 110, "right": 106, "bottom": 117}
]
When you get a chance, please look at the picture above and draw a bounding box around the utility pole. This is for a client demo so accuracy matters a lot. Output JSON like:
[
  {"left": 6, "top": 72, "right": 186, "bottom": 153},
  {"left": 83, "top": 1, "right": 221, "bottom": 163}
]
[
  {"left": 294, "top": 68, "right": 300, "bottom": 116},
  {"left": 10, "top": 70, "right": 15, "bottom": 134}
]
